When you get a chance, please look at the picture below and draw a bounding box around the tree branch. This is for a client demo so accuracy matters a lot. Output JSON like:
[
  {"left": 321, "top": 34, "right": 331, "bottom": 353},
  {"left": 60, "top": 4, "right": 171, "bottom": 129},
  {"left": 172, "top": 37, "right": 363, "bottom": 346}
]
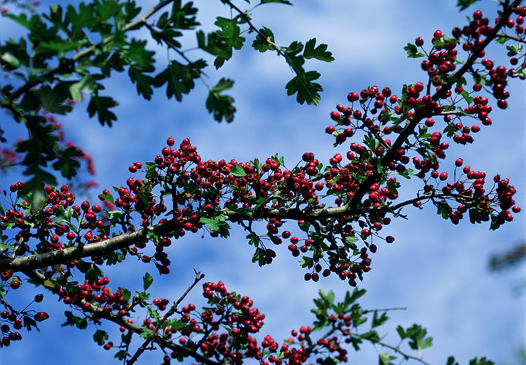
[{"left": 0, "top": 188, "right": 476, "bottom": 273}]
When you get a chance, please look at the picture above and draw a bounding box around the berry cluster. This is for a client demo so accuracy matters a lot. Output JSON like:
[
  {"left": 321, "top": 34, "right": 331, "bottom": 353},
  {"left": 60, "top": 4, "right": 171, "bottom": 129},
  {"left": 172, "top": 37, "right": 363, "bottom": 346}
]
[
  {"left": 100, "top": 281, "right": 362, "bottom": 365},
  {"left": 325, "top": 8, "right": 521, "bottom": 228},
  {"left": 0, "top": 294, "right": 47, "bottom": 348}
]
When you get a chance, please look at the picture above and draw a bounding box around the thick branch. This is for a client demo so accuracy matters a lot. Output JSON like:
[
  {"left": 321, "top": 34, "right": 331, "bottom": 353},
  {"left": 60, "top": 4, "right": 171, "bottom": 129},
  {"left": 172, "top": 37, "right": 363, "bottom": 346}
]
[{"left": 0, "top": 189, "right": 470, "bottom": 273}]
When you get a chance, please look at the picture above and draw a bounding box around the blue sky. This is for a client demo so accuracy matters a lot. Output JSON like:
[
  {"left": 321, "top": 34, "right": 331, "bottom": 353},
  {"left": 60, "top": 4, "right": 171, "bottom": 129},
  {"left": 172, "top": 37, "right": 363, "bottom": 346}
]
[{"left": 1, "top": 0, "right": 525, "bottom": 364}]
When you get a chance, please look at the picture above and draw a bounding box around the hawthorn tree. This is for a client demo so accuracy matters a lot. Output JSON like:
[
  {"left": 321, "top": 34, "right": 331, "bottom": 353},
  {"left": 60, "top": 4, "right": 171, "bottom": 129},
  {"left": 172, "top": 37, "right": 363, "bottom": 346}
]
[{"left": 0, "top": 0, "right": 524, "bottom": 364}]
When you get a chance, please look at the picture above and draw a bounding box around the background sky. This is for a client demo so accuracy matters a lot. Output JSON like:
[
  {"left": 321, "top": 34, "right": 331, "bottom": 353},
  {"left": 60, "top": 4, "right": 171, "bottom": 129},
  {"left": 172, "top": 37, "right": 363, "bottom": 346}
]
[{"left": 1, "top": 0, "right": 526, "bottom": 364}]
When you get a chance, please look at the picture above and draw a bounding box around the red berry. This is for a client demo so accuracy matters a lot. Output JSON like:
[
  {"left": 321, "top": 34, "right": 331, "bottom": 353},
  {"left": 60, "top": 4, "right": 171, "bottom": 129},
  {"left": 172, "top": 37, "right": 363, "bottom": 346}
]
[
  {"left": 34, "top": 312, "right": 49, "bottom": 322},
  {"left": 415, "top": 37, "right": 424, "bottom": 46},
  {"left": 385, "top": 236, "right": 395, "bottom": 243},
  {"left": 347, "top": 92, "right": 359, "bottom": 102},
  {"left": 325, "top": 126, "right": 335, "bottom": 134}
]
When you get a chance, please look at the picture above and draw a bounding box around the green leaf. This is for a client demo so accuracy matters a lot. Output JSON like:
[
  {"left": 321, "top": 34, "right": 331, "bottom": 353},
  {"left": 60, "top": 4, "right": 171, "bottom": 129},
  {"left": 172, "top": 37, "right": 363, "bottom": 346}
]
[
  {"left": 119, "top": 287, "right": 131, "bottom": 302},
  {"left": 1, "top": 53, "right": 20, "bottom": 68},
  {"left": 40, "top": 39, "right": 84, "bottom": 52},
  {"left": 147, "top": 307, "right": 159, "bottom": 321},
  {"left": 469, "top": 358, "right": 495, "bottom": 365},
  {"left": 206, "top": 78, "right": 236, "bottom": 122},
  {"left": 99, "top": 192, "right": 114, "bottom": 204},
  {"left": 141, "top": 327, "right": 153, "bottom": 339},
  {"left": 215, "top": 16, "right": 246, "bottom": 52},
  {"left": 0, "top": 242, "right": 14, "bottom": 252},
  {"left": 153, "top": 60, "right": 203, "bottom": 101},
  {"left": 170, "top": 0, "right": 200, "bottom": 29},
  {"left": 433, "top": 35, "right": 457, "bottom": 47},
  {"left": 446, "top": 357, "right": 460, "bottom": 365},
  {"left": 461, "top": 90, "right": 474, "bottom": 104},
  {"left": 404, "top": 43, "right": 425, "bottom": 58},
  {"left": 319, "top": 289, "right": 335, "bottom": 306},
  {"left": 438, "top": 203, "right": 451, "bottom": 220},
  {"left": 4, "top": 12, "right": 43, "bottom": 31},
  {"left": 252, "top": 27, "right": 275, "bottom": 52},
  {"left": 511, "top": 67, "right": 526, "bottom": 78},
  {"left": 379, "top": 353, "right": 397, "bottom": 365},
  {"left": 303, "top": 38, "right": 334, "bottom": 62},
  {"left": 135, "top": 290, "right": 151, "bottom": 301},
  {"left": 107, "top": 210, "right": 125, "bottom": 224},
  {"left": 62, "top": 311, "right": 88, "bottom": 329},
  {"left": 93, "top": 329, "right": 109, "bottom": 346},
  {"left": 284, "top": 41, "right": 305, "bottom": 74},
  {"left": 230, "top": 164, "right": 247, "bottom": 177},
  {"left": 200, "top": 215, "right": 231, "bottom": 237},
  {"left": 342, "top": 236, "right": 358, "bottom": 251},
  {"left": 106, "top": 250, "right": 126, "bottom": 265},
  {"left": 495, "top": 36, "right": 509, "bottom": 45},
  {"left": 38, "top": 85, "right": 73, "bottom": 115},
  {"left": 299, "top": 256, "right": 314, "bottom": 268},
  {"left": 346, "top": 288, "right": 367, "bottom": 306},
  {"left": 114, "top": 351, "right": 127, "bottom": 360},
  {"left": 457, "top": 0, "right": 477, "bottom": 10},
  {"left": 69, "top": 75, "right": 99, "bottom": 102},
  {"left": 285, "top": 70, "right": 323, "bottom": 106},
  {"left": 87, "top": 95, "right": 118, "bottom": 126},
  {"left": 129, "top": 65, "right": 155, "bottom": 100},
  {"left": 506, "top": 43, "right": 522, "bottom": 57},
  {"left": 361, "top": 330, "right": 380, "bottom": 343},
  {"left": 52, "top": 146, "right": 83, "bottom": 179},
  {"left": 0, "top": 37, "right": 29, "bottom": 69},
  {"left": 197, "top": 16, "right": 245, "bottom": 68},
  {"left": 76, "top": 261, "right": 104, "bottom": 284},
  {"left": 143, "top": 272, "right": 153, "bottom": 291},
  {"left": 23, "top": 316, "right": 37, "bottom": 331},
  {"left": 402, "top": 324, "right": 433, "bottom": 351},
  {"left": 469, "top": 209, "right": 480, "bottom": 224},
  {"left": 20, "top": 178, "right": 51, "bottom": 212},
  {"left": 371, "top": 310, "right": 389, "bottom": 328},
  {"left": 252, "top": 247, "right": 267, "bottom": 266}
]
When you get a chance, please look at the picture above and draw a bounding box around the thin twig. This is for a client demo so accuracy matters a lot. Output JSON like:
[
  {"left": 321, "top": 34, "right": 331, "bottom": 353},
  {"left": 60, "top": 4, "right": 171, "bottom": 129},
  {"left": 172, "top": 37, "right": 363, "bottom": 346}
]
[
  {"left": 127, "top": 270, "right": 205, "bottom": 365},
  {"left": 221, "top": 0, "right": 302, "bottom": 79},
  {"left": 375, "top": 340, "right": 432, "bottom": 365}
]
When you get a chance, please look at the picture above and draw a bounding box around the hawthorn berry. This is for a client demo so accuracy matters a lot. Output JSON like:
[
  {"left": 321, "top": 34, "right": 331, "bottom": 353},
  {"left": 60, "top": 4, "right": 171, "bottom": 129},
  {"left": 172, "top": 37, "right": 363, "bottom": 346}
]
[{"left": 34, "top": 312, "right": 49, "bottom": 322}]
